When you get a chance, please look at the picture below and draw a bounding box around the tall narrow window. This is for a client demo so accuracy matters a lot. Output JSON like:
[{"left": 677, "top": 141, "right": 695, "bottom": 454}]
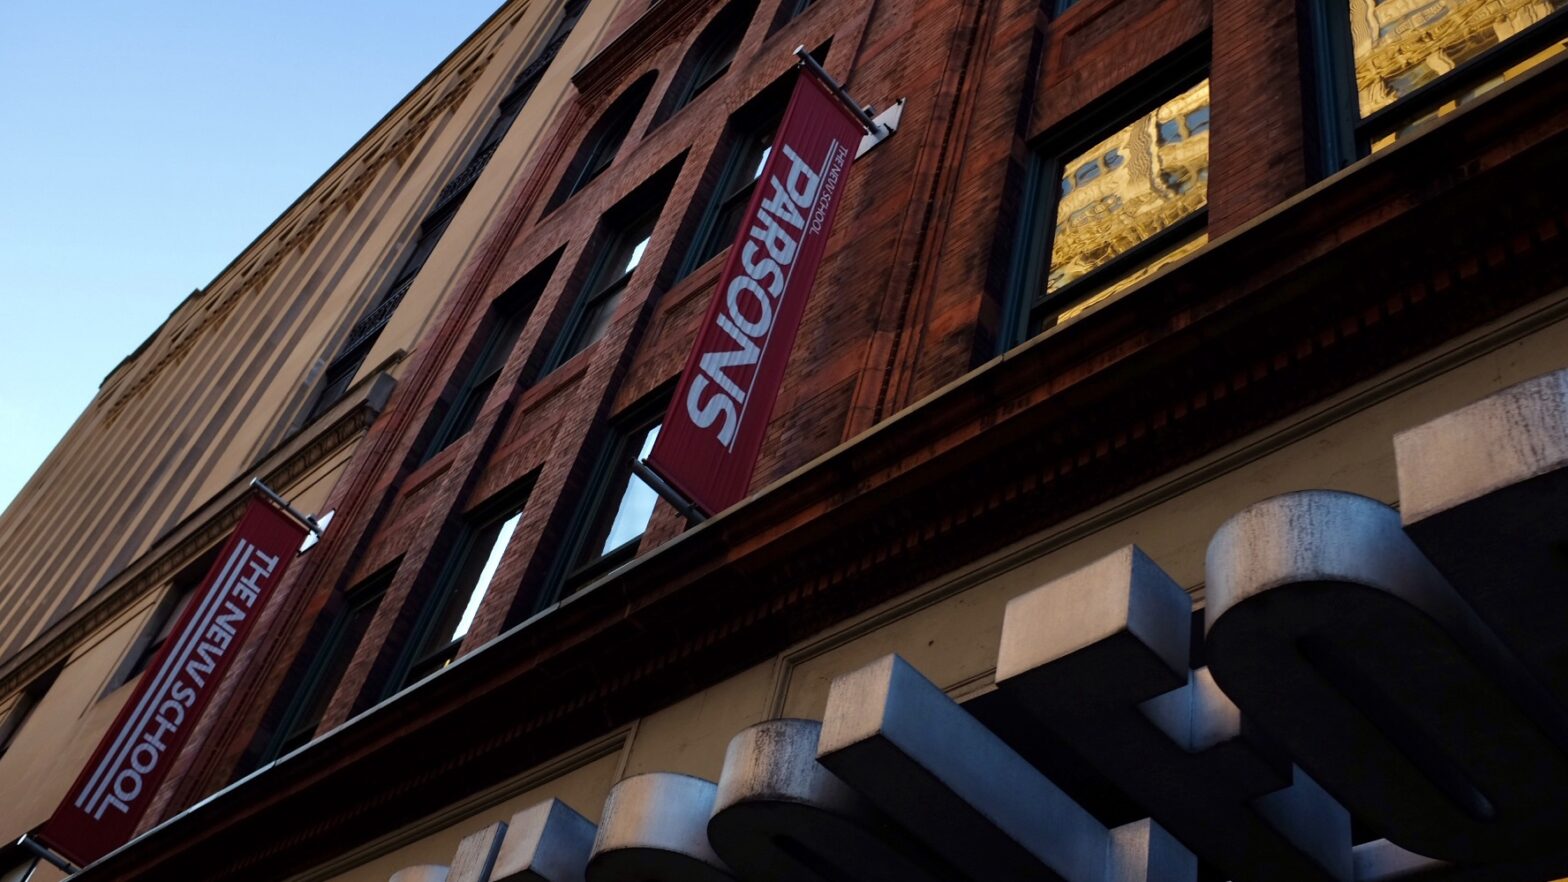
[
  {"left": 1014, "top": 75, "right": 1211, "bottom": 340},
  {"left": 264, "top": 570, "right": 392, "bottom": 759},
  {"left": 309, "top": 205, "right": 460, "bottom": 419},
  {"left": 426, "top": 256, "right": 557, "bottom": 457},
  {"left": 113, "top": 548, "right": 217, "bottom": 689},
  {"left": 400, "top": 490, "right": 531, "bottom": 688},
  {"left": 683, "top": 111, "right": 780, "bottom": 274},
  {"left": 1311, "top": 0, "right": 1568, "bottom": 162},
  {"left": 551, "top": 73, "right": 658, "bottom": 207},
  {"left": 548, "top": 207, "right": 662, "bottom": 370},
  {"left": 662, "top": 0, "right": 757, "bottom": 121},
  {"left": 556, "top": 405, "right": 665, "bottom": 599}
]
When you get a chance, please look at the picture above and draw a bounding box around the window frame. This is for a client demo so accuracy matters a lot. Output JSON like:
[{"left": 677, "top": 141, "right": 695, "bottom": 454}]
[
  {"left": 680, "top": 112, "right": 781, "bottom": 277},
  {"left": 551, "top": 74, "right": 658, "bottom": 208},
  {"left": 110, "top": 547, "right": 220, "bottom": 691},
  {"left": 262, "top": 567, "right": 394, "bottom": 761},
  {"left": 1004, "top": 46, "right": 1211, "bottom": 348},
  {"left": 1306, "top": 1, "right": 1568, "bottom": 172},
  {"left": 543, "top": 203, "right": 666, "bottom": 374},
  {"left": 391, "top": 481, "right": 534, "bottom": 692},
  {"left": 425, "top": 256, "right": 557, "bottom": 458},
  {"left": 545, "top": 395, "right": 670, "bottom": 607}
]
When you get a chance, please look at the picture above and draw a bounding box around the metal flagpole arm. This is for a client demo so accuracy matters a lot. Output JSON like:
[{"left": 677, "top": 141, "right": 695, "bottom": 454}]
[
  {"left": 249, "top": 478, "right": 325, "bottom": 536},
  {"left": 793, "top": 46, "right": 903, "bottom": 157},
  {"left": 18, "top": 834, "right": 81, "bottom": 876},
  {"left": 630, "top": 459, "right": 709, "bottom": 525}
]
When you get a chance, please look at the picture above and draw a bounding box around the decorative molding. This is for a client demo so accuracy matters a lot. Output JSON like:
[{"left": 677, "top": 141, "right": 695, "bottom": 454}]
[{"left": 100, "top": 41, "right": 498, "bottom": 426}]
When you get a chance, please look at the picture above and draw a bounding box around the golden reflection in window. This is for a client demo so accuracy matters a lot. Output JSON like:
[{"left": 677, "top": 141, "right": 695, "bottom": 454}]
[
  {"left": 1047, "top": 79, "right": 1210, "bottom": 297},
  {"left": 1369, "top": 37, "right": 1566, "bottom": 150},
  {"left": 1056, "top": 232, "right": 1208, "bottom": 324},
  {"left": 1351, "top": 0, "right": 1567, "bottom": 120}
]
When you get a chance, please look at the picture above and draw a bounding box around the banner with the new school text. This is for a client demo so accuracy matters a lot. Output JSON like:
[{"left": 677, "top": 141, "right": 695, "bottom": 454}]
[
  {"left": 37, "top": 493, "right": 307, "bottom": 867},
  {"left": 646, "top": 73, "right": 863, "bottom": 515}
]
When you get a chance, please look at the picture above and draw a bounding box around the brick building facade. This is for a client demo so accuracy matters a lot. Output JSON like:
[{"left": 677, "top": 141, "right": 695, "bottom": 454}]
[{"left": 18, "top": 0, "right": 1568, "bottom": 878}]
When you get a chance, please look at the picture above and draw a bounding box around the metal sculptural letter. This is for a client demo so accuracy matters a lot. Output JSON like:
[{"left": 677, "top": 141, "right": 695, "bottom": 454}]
[
  {"left": 994, "top": 546, "right": 1356, "bottom": 882},
  {"left": 1204, "top": 490, "right": 1568, "bottom": 873},
  {"left": 490, "top": 800, "right": 597, "bottom": 882},
  {"left": 585, "top": 773, "right": 735, "bottom": 882},
  {"left": 707, "top": 718, "right": 951, "bottom": 882},
  {"left": 1395, "top": 369, "right": 1568, "bottom": 712},
  {"left": 817, "top": 654, "right": 1197, "bottom": 882},
  {"left": 646, "top": 74, "right": 864, "bottom": 516},
  {"left": 38, "top": 492, "right": 309, "bottom": 867}
]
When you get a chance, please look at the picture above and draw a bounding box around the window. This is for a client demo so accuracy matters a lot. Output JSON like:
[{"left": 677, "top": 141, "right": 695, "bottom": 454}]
[
  {"left": 547, "top": 207, "right": 663, "bottom": 370},
  {"left": 0, "top": 667, "right": 60, "bottom": 763},
  {"left": 683, "top": 112, "right": 780, "bottom": 274},
  {"left": 114, "top": 548, "right": 216, "bottom": 688},
  {"left": 398, "top": 490, "right": 531, "bottom": 688},
  {"left": 555, "top": 405, "right": 665, "bottom": 600},
  {"left": 264, "top": 570, "right": 391, "bottom": 760},
  {"left": 426, "top": 257, "right": 556, "bottom": 457},
  {"left": 663, "top": 0, "right": 757, "bottom": 120},
  {"left": 308, "top": 206, "right": 460, "bottom": 419},
  {"left": 551, "top": 73, "right": 658, "bottom": 207},
  {"left": 1310, "top": 0, "right": 1568, "bottom": 164},
  {"left": 1011, "top": 74, "right": 1211, "bottom": 341}
]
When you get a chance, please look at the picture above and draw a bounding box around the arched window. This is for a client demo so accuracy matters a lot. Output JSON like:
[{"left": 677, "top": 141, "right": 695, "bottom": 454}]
[
  {"left": 550, "top": 72, "right": 658, "bottom": 208},
  {"left": 653, "top": 0, "right": 758, "bottom": 125}
]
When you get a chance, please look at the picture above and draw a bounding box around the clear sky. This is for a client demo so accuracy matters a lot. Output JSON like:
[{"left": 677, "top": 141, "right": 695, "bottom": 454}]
[{"left": 0, "top": 0, "right": 506, "bottom": 515}]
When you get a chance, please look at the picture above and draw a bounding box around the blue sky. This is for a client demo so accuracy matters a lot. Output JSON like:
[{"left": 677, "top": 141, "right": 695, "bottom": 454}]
[{"left": 0, "top": 0, "right": 504, "bottom": 515}]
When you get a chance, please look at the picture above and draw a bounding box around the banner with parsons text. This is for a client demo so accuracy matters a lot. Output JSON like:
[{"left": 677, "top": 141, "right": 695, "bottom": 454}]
[
  {"left": 37, "top": 492, "right": 308, "bottom": 867},
  {"left": 647, "top": 74, "right": 863, "bottom": 515}
]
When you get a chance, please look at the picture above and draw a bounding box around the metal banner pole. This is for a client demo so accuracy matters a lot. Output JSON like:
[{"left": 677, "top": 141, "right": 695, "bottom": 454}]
[
  {"left": 793, "top": 46, "right": 884, "bottom": 135},
  {"left": 19, "top": 834, "right": 80, "bottom": 876},
  {"left": 630, "top": 460, "right": 709, "bottom": 524},
  {"left": 249, "top": 478, "right": 325, "bottom": 536}
]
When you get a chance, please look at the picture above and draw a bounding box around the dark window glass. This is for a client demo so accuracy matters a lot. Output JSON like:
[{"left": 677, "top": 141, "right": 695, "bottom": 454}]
[
  {"left": 558, "top": 411, "right": 664, "bottom": 599},
  {"left": 671, "top": 0, "right": 754, "bottom": 114},
  {"left": 426, "top": 259, "right": 555, "bottom": 457},
  {"left": 401, "top": 494, "right": 529, "bottom": 688},
  {"left": 266, "top": 573, "right": 390, "bottom": 758},
  {"left": 685, "top": 119, "right": 778, "bottom": 273},
  {"left": 117, "top": 547, "right": 218, "bottom": 687},
  {"left": 308, "top": 207, "right": 459, "bottom": 419},
  {"left": 554, "top": 75, "right": 657, "bottom": 206},
  {"left": 548, "top": 207, "right": 661, "bottom": 369},
  {"left": 0, "top": 667, "right": 60, "bottom": 763},
  {"left": 1020, "top": 76, "right": 1211, "bottom": 338}
]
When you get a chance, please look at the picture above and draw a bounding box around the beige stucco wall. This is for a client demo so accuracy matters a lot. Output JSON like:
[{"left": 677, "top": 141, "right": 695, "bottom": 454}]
[
  {"left": 0, "top": 0, "right": 592, "bottom": 673},
  {"left": 0, "top": 0, "right": 621, "bottom": 853},
  {"left": 311, "top": 289, "right": 1568, "bottom": 881}
]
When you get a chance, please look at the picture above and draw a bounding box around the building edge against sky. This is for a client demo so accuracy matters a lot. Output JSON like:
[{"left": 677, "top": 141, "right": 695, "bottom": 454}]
[
  {"left": 3, "top": 0, "right": 1568, "bottom": 880},
  {"left": 0, "top": 0, "right": 617, "bottom": 874}
]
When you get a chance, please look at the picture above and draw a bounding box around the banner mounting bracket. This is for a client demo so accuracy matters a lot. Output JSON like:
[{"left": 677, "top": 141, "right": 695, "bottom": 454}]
[
  {"left": 631, "top": 459, "right": 709, "bottom": 524},
  {"left": 250, "top": 478, "right": 325, "bottom": 536},
  {"left": 794, "top": 46, "right": 901, "bottom": 150}
]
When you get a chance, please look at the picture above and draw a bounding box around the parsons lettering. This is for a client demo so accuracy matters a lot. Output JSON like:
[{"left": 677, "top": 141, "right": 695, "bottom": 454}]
[{"left": 686, "top": 143, "right": 826, "bottom": 447}]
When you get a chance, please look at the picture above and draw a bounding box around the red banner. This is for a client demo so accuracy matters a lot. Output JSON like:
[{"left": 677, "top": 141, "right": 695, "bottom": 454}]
[
  {"left": 37, "top": 493, "right": 309, "bottom": 867},
  {"left": 647, "top": 74, "right": 863, "bottom": 515}
]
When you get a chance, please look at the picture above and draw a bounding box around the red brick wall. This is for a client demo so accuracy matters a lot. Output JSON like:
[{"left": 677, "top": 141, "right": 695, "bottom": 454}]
[{"left": 154, "top": 0, "right": 1360, "bottom": 815}]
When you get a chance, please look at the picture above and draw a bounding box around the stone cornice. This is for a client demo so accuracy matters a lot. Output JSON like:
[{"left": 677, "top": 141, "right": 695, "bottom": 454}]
[{"left": 0, "top": 371, "right": 396, "bottom": 700}]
